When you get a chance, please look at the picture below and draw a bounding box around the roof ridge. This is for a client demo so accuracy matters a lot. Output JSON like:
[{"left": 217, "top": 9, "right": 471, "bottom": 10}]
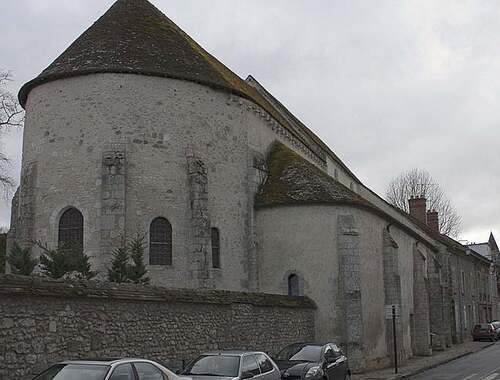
[{"left": 245, "top": 75, "right": 361, "bottom": 183}]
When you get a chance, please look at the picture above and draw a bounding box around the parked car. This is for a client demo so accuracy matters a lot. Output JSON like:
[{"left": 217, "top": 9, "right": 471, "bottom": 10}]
[
  {"left": 472, "top": 323, "right": 498, "bottom": 342},
  {"left": 274, "top": 343, "right": 350, "bottom": 380},
  {"left": 180, "top": 351, "right": 280, "bottom": 380},
  {"left": 32, "top": 358, "right": 188, "bottom": 380},
  {"left": 490, "top": 321, "right": 500, "bottom": 339}
]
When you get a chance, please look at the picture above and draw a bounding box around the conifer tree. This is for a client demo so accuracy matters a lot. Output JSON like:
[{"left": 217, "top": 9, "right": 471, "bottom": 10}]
[
  {"left": 66, "top": 247, "right": 96, "bottom": 280},
  {"left": 127, "top": 235, "right": 150, "bottom": 284},
  {"left": 38, "top": 245, "right": 69, "bottom": 279},
  {"left": 37, "top": 242, "right": 95, "bottom": 280},
  {"left": 108, "top": 247, "right": 130, "bottom": 283},
  {"left": 7, "top": 242, "right": 38, "bottom": 276}
]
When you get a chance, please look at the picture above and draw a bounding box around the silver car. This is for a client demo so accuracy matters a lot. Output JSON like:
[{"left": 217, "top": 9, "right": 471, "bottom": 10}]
[
  {"left": 32, "top": 358, "right": 189, "bottom": 380},
  {"left": 180, "top": 351, "right": 280, "bottom": 380}
]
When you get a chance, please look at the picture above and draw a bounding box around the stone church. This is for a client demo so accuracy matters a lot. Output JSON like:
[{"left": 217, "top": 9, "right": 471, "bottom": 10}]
[{"left": 8, "top": 0, "right": 498, "bottom": 371}]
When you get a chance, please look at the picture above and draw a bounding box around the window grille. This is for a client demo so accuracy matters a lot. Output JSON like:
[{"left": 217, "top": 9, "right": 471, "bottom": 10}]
[
  {"left": 149, "top": 217, "right": 172, "bottom": 265},
  {"left": 211, "top": 227, "right": 221, "bottom": 269},
  {"left": 58, "top": 208, "right": 84, "bottom": 253}
]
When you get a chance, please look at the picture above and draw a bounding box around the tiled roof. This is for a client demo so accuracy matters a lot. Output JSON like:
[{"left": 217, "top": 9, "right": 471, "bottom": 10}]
[
  {"left": 18, "top": 0, "right": 339, "bottom": 167},
  {"left": 19, "top": 0, "right": 244, "bottom": 106},
  {"left": 255, "top": 142, "right": 370, "bottom": 208}
]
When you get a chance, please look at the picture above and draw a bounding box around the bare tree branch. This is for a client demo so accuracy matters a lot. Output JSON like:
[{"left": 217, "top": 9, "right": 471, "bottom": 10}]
[
  {"left": 385, "top": 168, "right": 462, "bottom": 237},
  {"left": 0, "top": 71, "right": 24, "bottom": 129},
  {"left": 0, "top": 70, "right": 24, "bottom": 195}
]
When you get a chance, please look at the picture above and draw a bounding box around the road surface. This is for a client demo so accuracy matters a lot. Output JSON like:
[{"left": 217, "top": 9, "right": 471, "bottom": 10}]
[{"left": 410, "top": 342, "right": 500, "bottom": 380}]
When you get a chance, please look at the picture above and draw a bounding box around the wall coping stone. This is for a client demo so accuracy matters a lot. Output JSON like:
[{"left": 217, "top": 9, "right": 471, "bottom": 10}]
[{"left": 0, "top": 274, "right": 316, "bottom": 309}]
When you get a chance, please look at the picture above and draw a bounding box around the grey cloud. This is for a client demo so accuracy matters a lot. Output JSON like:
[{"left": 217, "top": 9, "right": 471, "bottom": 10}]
[{"left": 0, "top": 0, "right": 498, "bottom": 242}]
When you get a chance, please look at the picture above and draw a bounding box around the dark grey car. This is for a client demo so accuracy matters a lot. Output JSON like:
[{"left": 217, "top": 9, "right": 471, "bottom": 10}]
[
  {"left": 181, "top": 351, "right": 280, "bottom": 380},
  {"left": 274, "top": 343, "right": 350, "bottom": 380}
]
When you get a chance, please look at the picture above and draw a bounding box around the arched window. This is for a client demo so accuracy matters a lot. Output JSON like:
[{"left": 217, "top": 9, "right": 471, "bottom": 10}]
[
  {"left": 149, "top": 217, "right": 172, "bottom": 265},
  {"left": 211, "top": 227, "right": 220, "bottom": 269},
  {"left": 58, "top": 207, "right": 84, "bottom": 253},
  {"left": 288, "top": 274, "right": 300, "bottom": 296}
]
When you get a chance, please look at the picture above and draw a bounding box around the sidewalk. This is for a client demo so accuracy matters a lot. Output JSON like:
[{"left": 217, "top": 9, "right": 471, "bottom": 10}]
[{"left": 353, "top": 341, "right": 494, "bottom": 380}]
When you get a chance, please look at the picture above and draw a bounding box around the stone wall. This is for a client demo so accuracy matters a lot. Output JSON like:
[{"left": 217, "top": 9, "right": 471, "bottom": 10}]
[
  {"left": 412, "top": 245, "right": 432, "bottom": 356},
  {"left": 382, "top": 229, "right": 404, "bottom": 365},
  {"left": 256, "top": 205, "right": 431, "bottom": 372},
  {"left": 337, "top": 214, "right": 364, "bottom": 370},
  {"left": 0, "top": 275, "right": 316, "bottom": 380},
  {"left": 17, "top": 74, "right": 258, "bottom": 291}
]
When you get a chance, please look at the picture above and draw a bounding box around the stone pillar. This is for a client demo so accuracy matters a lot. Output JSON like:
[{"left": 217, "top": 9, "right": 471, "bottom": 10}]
[
  {"left": 337, "top": 214, "right": 364, "bottom": 370},
  {"left": 5, "top": 189, "right": 20, "bottom": 273},
  {"left": 440, "top": 249, "right": 453, "bottom": 348},
  {"left": 247, "top": 152, "right": 267, "bottom": 292},
  {"left": 15, "top": 162, "right": 37, "bottom": 249},
  {"left": 412, "top": 244, "right": 432, "bottom": 356},
  {"left": 428, "top": 251, "right": 446, "bottom": 350},
  {"left": 186, "top": 148, "right": 212, "bottom": 289},
  {"left": 100, "top": 145, "right": 127, "bottom": 270},
  {"left": 382, "top": 229, "right": 405, "bottom": 364}
]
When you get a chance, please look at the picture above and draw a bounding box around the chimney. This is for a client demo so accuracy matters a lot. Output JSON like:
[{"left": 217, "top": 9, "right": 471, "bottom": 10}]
[
  {"left": 427, "top": 210, "right": 439, "bottom": 233},
  {"left": 408, "top": 196, "right": 427, "bottom": 224}
]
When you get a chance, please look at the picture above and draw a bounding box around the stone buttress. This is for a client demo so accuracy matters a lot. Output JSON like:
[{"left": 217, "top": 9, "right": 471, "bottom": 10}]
[
  {"left": 99, "top": 144, "right": 127, "bottom": 269},
  {"left": 382, "top": 228, "right": 406, "bottom": 364},
  {"left": 337, "top": 214, "right": 364, "bottom": 370}
]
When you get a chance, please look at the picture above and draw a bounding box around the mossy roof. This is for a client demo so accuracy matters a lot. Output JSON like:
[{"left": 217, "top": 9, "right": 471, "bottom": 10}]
[
  {"left": 254, "top": 143, "right": 444, "bottom": 252},
  {"left": 18, "top": 0, "right": 356, "bottom": 170},
  {"left": 246, "top": 75, "right": 361, "bottom": 182},
  {"left": 255, "top": 142, "right": 371, "bottom": 209},
  {"left": 19, "top": 0, "right": 240, "bottom": 106}
]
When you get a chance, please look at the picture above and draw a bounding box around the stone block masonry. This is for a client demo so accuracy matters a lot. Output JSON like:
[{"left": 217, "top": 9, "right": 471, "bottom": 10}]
[
  {"left": 337, "top": 214, "right": 364, "bottom": 371},
  {"left": 382, "top": 229, "right": 406, "bottom": 364},
  {"left": 100, "top": 144, "right": 127, "bottom": 271},
  {"left": 0, "top": 275, "right": 316, "bottom": 379},
  {"left": 412, "top": 245, "right": 432, "bottom": 356},
  {"left": 186, "top": 149, "right": 212, "bottom": 288}
]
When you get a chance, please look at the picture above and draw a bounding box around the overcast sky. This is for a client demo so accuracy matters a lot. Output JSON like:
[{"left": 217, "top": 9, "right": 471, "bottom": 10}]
[{"left": 1, "top": 0, "right": 499, "bottom": 243}]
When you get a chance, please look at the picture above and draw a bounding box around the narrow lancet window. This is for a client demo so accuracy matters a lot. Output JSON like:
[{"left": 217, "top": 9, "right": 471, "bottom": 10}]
[
  {"left": 288, "top": 274, "right": 300, "bottom": 296},
  {"left": 149, "top": 217, "right": 172, "bottom": 265},
  {"left": 58, "top": 208, "right": 84, "bottom": 253},
  {"left": 211, "top": 227, "right": 221, "bottom": 269}
]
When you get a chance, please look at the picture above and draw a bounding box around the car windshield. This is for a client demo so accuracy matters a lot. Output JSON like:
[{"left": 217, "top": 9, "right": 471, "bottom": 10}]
[
  {"left": 33, "top": 364, "right": 110, "bottom": 380},
  {"left": 475, "top": 324, "right": 491, "bottom": 330},
  {"left": 276, "top": 345, "right": 322, "bottom": 362},
  {"left": 182, "top": 355, "right": 241, "bottom": 377}
]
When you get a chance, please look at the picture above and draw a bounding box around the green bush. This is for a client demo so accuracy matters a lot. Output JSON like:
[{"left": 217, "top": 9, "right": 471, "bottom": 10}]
[
  {"left": 7, "top": 242, "right": 38, "bottom": 276},
  {"left": 128, "top": 236, "right": 150, "bottom": 284},
  {"left": 108, "top": 235, "right": 149, "bottom": 284},
  {"left": 108, "top": 247, "right": 130, "bottom": 283},
  {"left": 37, "top": 242, "right": 95, "bottom": 280}
]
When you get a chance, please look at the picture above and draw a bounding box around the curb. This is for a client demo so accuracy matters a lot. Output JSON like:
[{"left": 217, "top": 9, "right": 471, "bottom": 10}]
[
  {"left": 357, "top": 342, "right": 495, "bottom": 380},
  {"left": 390, "top": 343, "right": 495, "bottom": 380}
]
